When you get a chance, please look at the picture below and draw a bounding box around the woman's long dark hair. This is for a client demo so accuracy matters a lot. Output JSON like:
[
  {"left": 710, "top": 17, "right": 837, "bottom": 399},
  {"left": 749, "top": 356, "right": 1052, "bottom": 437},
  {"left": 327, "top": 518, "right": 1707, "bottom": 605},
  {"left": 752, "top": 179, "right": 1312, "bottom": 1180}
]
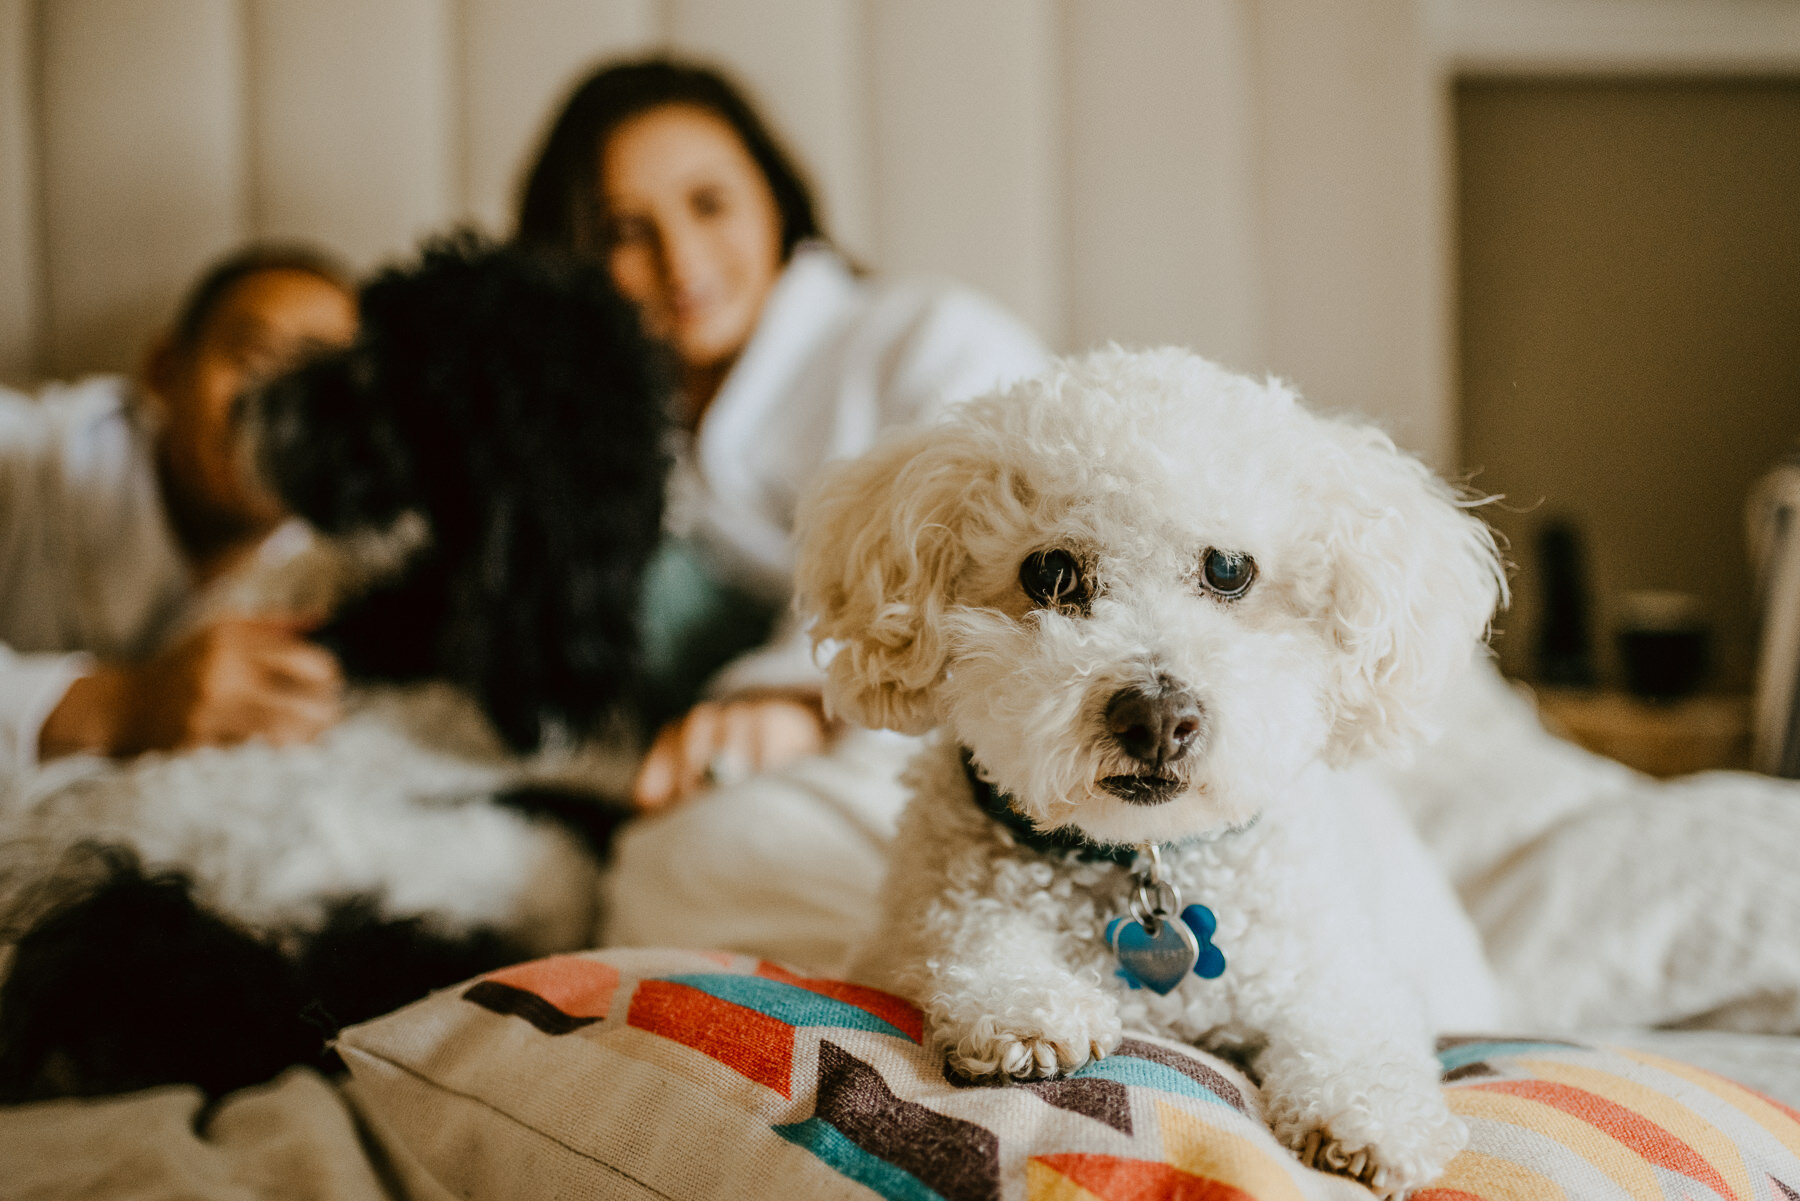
[{"left": 516, "top": 58, "right": 824, "bottom": 260}]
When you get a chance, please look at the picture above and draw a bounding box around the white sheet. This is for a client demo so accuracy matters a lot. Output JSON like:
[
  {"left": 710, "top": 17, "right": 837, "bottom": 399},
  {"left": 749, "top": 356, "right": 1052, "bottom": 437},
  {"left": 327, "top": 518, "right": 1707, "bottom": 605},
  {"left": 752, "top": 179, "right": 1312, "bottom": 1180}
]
[
  {"left": 602, "top": 727, "right": 916, "bottom": 978},
  {"left": 1386, "top": 663, "right": 1800, "bottom": 1033},
  {"left": 0, "top": 1068, "right": 398, "bottom": 1201}
]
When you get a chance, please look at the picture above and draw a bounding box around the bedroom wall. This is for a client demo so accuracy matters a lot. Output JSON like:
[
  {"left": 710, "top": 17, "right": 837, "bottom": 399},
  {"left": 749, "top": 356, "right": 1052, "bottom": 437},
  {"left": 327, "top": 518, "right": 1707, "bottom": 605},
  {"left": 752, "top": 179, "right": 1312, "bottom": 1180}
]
[
  {"left": 1458, "top": 78, "right": 1800, "bottom": 689},
  {"left": 1426, "top": 1, "right": 1800, "bottom": 690},
  {"left": 5, "top": 0, "right": 1793, "bottom": 480},
  {"left": 0, "top": 0, "right": 1455, "bottom": 460}
]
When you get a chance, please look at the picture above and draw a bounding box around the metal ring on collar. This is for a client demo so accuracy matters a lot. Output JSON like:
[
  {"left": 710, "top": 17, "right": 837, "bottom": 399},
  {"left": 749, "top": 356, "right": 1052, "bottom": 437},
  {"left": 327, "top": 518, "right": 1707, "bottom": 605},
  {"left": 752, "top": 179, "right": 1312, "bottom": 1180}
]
[{"left": 1131, "top": 878, "right": 1182, "bottom": 931}]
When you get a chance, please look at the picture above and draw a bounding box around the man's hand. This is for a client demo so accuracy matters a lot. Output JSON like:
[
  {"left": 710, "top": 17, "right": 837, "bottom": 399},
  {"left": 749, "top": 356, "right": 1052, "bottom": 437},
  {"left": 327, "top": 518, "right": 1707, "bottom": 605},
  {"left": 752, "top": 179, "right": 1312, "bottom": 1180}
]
[
  {"left": 631, "top": 692, "right": 832, "bottom": 812},
  {"left": 38, "top": 618, "right": 344, "bottom": 760}
]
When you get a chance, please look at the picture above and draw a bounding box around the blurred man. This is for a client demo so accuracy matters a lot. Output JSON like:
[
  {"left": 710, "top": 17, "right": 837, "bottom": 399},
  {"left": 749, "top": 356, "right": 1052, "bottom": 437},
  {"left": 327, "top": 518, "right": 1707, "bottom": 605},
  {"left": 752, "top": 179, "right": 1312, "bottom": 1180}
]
[{"left": 0, "top": 247, "right": 359, "bottom": 772}]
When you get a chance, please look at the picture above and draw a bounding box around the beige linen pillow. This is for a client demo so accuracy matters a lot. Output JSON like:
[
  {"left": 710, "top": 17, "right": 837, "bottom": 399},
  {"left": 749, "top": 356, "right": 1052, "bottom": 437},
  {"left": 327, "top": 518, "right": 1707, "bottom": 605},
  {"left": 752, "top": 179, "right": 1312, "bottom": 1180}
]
[
  {"left": 338, "top": 947, "right": 1366, "bottom": 1200},
  {"left": 340, "top": 948, "right": 1800, "bottom": 1201}
]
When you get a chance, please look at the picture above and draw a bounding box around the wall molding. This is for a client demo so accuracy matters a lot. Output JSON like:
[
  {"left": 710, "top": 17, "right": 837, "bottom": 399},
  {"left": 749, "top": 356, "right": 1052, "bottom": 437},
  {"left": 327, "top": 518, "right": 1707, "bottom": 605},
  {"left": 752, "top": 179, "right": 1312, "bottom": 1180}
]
[{"left": 1428, "top": 0, "right": 1800, "bottom": 76}]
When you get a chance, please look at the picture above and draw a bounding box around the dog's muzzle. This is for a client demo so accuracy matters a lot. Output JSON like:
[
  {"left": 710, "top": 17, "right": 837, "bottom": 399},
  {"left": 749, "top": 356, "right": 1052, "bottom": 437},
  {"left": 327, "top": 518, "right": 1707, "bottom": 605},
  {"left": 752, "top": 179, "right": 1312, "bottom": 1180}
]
[{"left": 1099, "top": 681, "right": 1204, "bottom": 805}]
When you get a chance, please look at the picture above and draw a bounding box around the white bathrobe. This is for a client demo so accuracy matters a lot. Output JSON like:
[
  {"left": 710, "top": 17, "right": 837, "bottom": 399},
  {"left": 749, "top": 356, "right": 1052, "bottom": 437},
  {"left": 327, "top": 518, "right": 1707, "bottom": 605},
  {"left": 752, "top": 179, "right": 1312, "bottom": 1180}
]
[
  {"left": 0, "top": 377, "right": 317, "bottom": 779},
  {"left": 672, "top": 240, "right": 1049, "bottom": 695},
  {"left": 672, "top": 241, "right": 1046, "bottom": 594},
  {"left": 0, "top": 377, "right": 195, "bottom": 776},
  {"left": 0, "top": 246, "right": 1044, "bottom": 778},
  {"left": 605, "top": 245, "right": 1048, "bottom": 965}
]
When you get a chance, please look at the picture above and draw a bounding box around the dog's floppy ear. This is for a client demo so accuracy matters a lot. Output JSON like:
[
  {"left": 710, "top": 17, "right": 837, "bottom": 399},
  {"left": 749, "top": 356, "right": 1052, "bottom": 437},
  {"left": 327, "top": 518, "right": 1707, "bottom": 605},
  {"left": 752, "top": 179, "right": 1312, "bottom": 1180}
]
[
  {"left": 795, "top": 425, "right": 979, "bottom": 734},
  {"left": 253, "top": 350, "right": 420, "bottom": 537},
  {"left": 255, "top": 235, "right": 669, "bottom": 751},
  {"left": 1309, "top": 419, "right": 1507, "bottom": 764}
]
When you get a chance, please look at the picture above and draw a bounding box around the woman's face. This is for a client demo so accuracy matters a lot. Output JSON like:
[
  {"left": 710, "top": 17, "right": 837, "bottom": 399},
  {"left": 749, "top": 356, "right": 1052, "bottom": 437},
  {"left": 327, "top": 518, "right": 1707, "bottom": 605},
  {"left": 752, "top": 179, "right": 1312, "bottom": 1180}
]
[
  {"left": 151, "top": 269, "right": 357, "bottom": 539},
  {"left": 600, "top": 104, "right": 784, "bottom": 373}
]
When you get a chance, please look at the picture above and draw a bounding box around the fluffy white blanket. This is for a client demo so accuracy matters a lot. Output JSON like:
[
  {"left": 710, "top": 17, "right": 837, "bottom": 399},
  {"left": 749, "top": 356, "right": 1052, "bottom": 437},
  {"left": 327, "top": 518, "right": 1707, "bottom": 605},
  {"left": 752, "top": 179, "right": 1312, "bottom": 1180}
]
[
  {"left": 1381, "top": 664, "right": 1800, "bottom": 1032},
  {"left": 609, "top": 662, "right": 1800, "bottom": 1034}
]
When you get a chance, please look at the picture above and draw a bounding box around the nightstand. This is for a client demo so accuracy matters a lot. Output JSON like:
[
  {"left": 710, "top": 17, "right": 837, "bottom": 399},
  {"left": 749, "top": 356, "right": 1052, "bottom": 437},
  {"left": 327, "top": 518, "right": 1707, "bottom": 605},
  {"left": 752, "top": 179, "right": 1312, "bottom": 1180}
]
[{"left": 1530, "top": 688, "right": 1753, "bottom": 778}]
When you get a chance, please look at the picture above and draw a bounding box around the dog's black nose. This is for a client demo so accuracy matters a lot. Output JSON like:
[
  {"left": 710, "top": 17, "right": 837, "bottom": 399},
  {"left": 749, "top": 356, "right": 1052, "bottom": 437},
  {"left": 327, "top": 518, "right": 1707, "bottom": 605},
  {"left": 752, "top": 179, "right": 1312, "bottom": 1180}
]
[{"left": 1105, "top": 683, "right": 1205, "bottom": 767}]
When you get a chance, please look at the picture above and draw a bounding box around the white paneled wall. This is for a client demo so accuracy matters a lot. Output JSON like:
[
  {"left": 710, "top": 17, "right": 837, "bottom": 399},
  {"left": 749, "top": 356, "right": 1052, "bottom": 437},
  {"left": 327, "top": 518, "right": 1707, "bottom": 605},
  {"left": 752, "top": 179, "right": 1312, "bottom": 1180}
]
[
  {"left": 38, "top": 0, "right": 247, "bottom": 379},
  {"left": 0, "top": 0, "right": 36, "bottom": 379},
  {"left": 246, "top": 0, "right": 456, "bottom": 270},
  {"left": 1062, "top": 0, "right": 1263, "bottom": 371},
  {"left": 0, "top": 0, "right": 1460, "bottom": 460},
  {"left": 457, "top": 0, "right": 658, "bottom": 231},
  {"left": 1253, "top": 0, "right": 1448, "bottom": 454},
  {"left": 869, "top": 0, "right": 1063, "bottom": 340}
]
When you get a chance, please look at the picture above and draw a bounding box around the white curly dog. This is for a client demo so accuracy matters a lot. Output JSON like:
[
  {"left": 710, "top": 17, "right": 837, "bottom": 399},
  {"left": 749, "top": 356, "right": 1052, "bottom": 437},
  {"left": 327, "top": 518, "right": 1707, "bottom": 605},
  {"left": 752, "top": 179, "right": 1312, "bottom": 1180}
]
[{"left": 795, "top": 348, "right": 1506, "bottom": 1196}]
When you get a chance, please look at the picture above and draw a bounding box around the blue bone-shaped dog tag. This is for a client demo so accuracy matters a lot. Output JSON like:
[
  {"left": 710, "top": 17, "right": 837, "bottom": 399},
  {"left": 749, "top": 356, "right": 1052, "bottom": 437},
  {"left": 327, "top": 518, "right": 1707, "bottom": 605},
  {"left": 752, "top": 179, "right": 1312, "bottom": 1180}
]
[
  {"left": 1107, "top": 904, "right": 1226, "bottom": 993},
  {"left": 1182, "top": 903, "right": 1227, "bottom": 979}
]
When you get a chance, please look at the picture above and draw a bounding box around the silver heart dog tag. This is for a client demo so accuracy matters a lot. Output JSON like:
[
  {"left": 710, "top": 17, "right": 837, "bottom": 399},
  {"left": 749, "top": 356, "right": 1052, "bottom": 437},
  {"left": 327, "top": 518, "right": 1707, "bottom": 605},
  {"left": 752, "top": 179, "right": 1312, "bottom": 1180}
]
[{"left": 1107, "top": 912, "right": 1201, "bottom": 994}]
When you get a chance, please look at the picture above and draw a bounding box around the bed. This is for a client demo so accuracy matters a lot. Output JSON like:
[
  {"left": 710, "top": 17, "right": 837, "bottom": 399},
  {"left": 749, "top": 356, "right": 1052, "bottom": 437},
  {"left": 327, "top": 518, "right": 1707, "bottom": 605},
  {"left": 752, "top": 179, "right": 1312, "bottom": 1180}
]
[{"left": 8, "top": 664, "right": 1800, "bottom": 1201}]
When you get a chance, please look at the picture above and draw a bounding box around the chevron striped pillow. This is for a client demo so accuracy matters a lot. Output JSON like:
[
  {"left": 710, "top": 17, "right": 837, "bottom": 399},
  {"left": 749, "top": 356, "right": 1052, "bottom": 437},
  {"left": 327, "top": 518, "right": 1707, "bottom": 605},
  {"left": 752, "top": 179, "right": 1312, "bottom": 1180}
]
[
  {"left": 337, "top": 949, "right": 1800, "bottom": 1201},
  {"left": 339, "top": 947, "right": 1366, "bottom": 1200},
  {"left": 1430, "top": 1036, "right": 1800, "bottom": 1201}
]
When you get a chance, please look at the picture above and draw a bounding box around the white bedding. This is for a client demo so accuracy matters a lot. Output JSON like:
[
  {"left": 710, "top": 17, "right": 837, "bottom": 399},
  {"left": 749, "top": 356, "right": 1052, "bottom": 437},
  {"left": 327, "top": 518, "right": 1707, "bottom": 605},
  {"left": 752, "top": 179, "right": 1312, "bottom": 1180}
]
[
  {"left": 0, "top": 1069, "right": 399, "bottom": 1201},
  {"left": 16, "top": 664, "right": 1800, "bottom": 1199},
  {"left": 603, "top": 727, "right": 917, "bottom": 978},
  {"left": 609, "top": 661, "right": 1800, "bottom": 1037},
  {"left": 1385, "top": 664, "right": 1800, "bottom": 1033}
]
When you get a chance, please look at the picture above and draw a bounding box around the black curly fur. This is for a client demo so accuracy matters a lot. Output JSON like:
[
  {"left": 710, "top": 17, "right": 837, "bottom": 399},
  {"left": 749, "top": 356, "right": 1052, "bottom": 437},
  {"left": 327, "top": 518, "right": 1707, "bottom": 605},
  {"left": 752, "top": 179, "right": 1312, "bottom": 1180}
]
[
  {"left": 256, "top": 232, "right": 670, "bottom": 750},
  {"left": 0, "top": 236, "right": 667, "bottom": 1101},
  {"left": 0, "top": 849, "right": 528, "bottom": 1102}
]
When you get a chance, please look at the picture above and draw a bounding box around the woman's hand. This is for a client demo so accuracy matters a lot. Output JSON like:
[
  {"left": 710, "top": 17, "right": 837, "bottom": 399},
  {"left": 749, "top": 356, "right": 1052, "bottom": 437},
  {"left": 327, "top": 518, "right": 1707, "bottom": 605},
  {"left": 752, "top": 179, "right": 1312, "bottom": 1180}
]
[
  {"left": 38, "top": 618, "right": 344, "bottom": 760},
  {"left": 632, "top": 692, "right": 833, "bottom": 812}
]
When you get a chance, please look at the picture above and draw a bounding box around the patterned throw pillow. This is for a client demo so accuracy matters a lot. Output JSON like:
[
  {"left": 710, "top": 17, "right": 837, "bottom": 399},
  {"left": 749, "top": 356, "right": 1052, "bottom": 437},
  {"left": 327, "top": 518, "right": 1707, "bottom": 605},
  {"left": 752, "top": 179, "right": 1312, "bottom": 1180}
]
[
  {"left": 338, "top": 949, "right": 1800, "bottom": 1201},
  {"left": 337, "top": 948, "right": 1365, "bottom": 1200},
  {"left": 1429, "top": 1037, "right": 1800, "bottom": 1201}
]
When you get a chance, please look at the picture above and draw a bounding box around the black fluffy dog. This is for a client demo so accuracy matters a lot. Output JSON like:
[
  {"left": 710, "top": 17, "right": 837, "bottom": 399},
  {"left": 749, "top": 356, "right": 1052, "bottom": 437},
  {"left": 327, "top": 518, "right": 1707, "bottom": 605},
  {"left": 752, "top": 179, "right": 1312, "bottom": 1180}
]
[
  {"left": 263, "top": 235, "right": 666, "bottom": 752},
  {"left": 0, "top": 235, "right": 668, "bottom": 1101}
]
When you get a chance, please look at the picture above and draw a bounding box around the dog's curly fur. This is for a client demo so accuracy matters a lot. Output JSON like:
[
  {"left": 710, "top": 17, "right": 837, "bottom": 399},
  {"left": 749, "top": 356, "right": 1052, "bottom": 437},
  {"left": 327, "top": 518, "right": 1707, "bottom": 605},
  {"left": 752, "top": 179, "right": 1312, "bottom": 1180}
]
[
  {"left": 795, "top": 348, "right": 1506, "bottom": 1196},
  {"left": 261, "top": 232, "right": 668, "bottom": 750},
  {"left": 0, "top": 235, "right": 667, "bottom": 1100}
]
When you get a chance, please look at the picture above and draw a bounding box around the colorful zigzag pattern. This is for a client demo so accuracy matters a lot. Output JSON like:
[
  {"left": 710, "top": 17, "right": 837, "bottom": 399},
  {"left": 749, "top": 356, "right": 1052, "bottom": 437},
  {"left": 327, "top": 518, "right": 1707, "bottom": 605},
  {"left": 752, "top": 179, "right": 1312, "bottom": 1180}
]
[{"left": 462, "top": 960, "right": 1800, "bottom": 1201}]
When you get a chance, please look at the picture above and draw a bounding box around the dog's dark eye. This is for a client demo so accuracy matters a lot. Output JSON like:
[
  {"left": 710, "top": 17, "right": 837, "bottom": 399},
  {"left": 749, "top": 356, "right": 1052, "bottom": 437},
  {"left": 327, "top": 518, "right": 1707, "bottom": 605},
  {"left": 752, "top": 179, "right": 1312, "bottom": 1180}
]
[
  {"left": 1020, "top": 549, "right": 1091, "bottom": 611},
  {"left": 1200, "top": 549, "right": 1256, "bottom": 599}
]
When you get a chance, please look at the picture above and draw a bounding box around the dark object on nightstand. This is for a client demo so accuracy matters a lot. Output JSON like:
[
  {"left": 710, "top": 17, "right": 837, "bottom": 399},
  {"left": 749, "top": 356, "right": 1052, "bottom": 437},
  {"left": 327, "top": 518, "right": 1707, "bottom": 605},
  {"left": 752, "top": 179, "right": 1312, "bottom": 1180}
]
[
  {"left": 1535, "top": 520, "right": 1597, "bottom": 688},
  {"left": 1617, "top": 590, "right": 1710, "bottom": 702},
  {"left": 1618, "top": 627, "right": 1710, "bottom": 700}
]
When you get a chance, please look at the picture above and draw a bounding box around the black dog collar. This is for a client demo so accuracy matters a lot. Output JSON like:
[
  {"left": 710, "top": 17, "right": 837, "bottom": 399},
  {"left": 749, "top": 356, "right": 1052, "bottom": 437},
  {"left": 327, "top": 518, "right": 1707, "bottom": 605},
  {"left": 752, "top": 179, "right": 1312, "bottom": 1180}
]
[
  {"left": 960, "top": 748, "right": 1142, "bottom": 867},
  {"left": 959, "top": 748, "right": 1261, "bottom": 869}
]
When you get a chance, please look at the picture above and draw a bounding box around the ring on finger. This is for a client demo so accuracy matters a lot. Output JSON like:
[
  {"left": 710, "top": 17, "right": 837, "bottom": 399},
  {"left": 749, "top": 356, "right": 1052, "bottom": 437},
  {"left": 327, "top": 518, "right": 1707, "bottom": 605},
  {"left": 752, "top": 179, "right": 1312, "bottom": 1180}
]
[{"left": 701, "top": 751, "right": 751, "bottom": 789}]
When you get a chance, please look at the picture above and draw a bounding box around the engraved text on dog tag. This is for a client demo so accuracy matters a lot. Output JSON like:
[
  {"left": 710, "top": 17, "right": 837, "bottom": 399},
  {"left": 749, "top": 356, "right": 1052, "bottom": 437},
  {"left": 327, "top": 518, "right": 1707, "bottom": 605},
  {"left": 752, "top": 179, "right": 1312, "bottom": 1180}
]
[{"left": 1107, "top": 913, "right": 1201, "bottom": 995}]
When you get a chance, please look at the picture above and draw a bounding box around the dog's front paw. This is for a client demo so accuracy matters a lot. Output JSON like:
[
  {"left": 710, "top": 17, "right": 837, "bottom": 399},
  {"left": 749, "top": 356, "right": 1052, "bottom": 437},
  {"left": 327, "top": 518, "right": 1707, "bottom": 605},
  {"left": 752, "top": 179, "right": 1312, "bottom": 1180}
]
[
  {"left": 1283, "top": 1091, "right": 1465, "bottom": 1199},
  {"left": 941, "top": 1012, "right": 1122, "bottom": 1082},
  {"left": 1263, "top": 1051, "right": 1466, "bottom": 1200}
]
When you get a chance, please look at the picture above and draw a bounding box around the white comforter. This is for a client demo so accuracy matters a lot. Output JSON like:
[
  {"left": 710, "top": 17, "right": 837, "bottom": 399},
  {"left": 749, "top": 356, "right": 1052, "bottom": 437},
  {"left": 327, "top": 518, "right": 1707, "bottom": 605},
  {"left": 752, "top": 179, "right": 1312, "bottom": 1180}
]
[
  {"left": 13, "top": 662, "right": 1800, "bottom": 1201},
  {"left": 608, "top": 661, "right": 1800, "bottom": 1035},
  {"left": 1380, "top": 664, "right": 1800, "bottom": 1032}
]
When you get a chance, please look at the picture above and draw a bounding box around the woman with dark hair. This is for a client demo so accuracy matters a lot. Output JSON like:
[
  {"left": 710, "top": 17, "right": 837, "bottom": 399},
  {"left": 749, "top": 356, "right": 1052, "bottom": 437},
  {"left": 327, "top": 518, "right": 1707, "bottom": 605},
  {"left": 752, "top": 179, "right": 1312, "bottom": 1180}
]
[
  {"left": 518, "top": 58, "right": 1046, "bottom": 828},
  {"left": 0, "top": 245, "right": 357, "bottom": 772},
  {"left": 518, "top": 59, "right": 821, "bottom": 268}
]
